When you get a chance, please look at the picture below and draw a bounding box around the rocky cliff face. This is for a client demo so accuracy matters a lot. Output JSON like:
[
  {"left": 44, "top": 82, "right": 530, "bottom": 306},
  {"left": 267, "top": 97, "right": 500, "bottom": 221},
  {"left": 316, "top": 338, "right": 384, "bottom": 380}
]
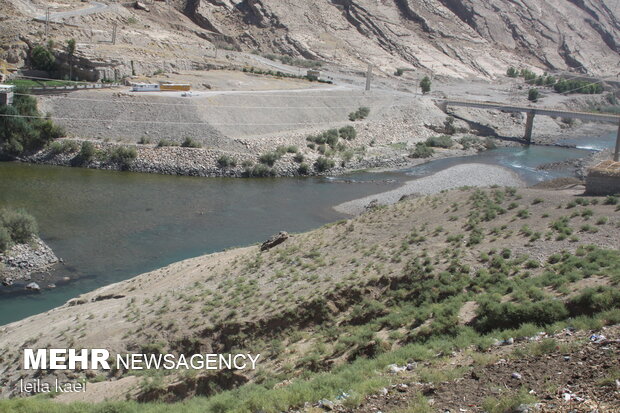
[{"left": 183, "top": 0, "right": 620, "bottom": 77}]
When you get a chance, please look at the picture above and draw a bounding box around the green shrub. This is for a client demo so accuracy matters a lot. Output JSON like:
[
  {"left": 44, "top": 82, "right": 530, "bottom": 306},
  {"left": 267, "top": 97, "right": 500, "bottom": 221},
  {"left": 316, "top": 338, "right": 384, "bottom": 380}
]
[
  {"left": 181, "top": 137, "right": 201, "bottom": 148},
  {"left": 528, "top": 88, "right": 539, "bottom": 102},
  {"left": 110, "top": 146, "right": 137, "bottom": 170},
  {"left": 49, "top": 140, "right": 79, "bottom": 155},
  {"left": 349, "top": 107, "right": 370, "bottom": 121},
  {"left": 78, "top": 141, "right": 95, "bottom": 163},
  {"left": 246, "top": 164, "right": 274, "bottom": 177},
  {"left": 297, "top": 163, "right": 310, "bottom": 175},
  {"left": 293, "top": 153, "right": 305, "bottom": 163},
  {"left": 157, "top": 139, "right": 177, "bottom": 147},
  {"left": 409, "top": 143, "right": 434, "bottom": 158},
  {"left": 506, "top": 67, "right": 519, "bottom": 78},
  {"left": 314, "top": 156, "right": 335, "bottom": 172},
  {"left": 138, "top": 136, "right": 151, "bottom": 144},
  {"left": 217, "top": 155, "right": 236, "bottom": 168},
  {"left": 259, "top": 152, "right": 280, "bottom": 166},
  {"left": 0, "top": 208, "right": 38, "bottom": 246},
  {"left": 0, "top": 227, "right": 12, "bottom": 252},
  {"left": 425, "top": 135, "right": 453, "bottom": 148},
  {"left": 420, "top": 76, "right": 431, "bottom": 94},
  {"left": 339, "top": 125, "right": 357, "bottom": 140},
  {"left": 1, "top": 93, "right": 64, "bottom": 157},
  {"left": 30, "top": 44, "right": 56, "bottom": 73},
  {"left": 459, "top": 135, "right": 479, "bottom": 150}
]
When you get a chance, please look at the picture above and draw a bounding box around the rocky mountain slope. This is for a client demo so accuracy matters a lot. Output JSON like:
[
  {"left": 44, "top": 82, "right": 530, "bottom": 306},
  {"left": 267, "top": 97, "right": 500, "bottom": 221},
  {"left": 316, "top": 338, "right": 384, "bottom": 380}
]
[
  {"left": 180, "top": 0, "right": 620, "bottom": 77},
  {"left": 1, "top": 0, "right": 619, "bottom": 79}
]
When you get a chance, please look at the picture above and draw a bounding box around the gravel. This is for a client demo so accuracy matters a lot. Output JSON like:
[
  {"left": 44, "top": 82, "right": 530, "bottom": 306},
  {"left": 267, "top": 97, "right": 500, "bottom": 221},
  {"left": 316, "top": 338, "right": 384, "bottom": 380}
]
[
  {"left": 0, "top": 237, "right": 59, "bottom": 286},
  {"left": 334, "top": 163, "right": 525, "bottom": 215}
]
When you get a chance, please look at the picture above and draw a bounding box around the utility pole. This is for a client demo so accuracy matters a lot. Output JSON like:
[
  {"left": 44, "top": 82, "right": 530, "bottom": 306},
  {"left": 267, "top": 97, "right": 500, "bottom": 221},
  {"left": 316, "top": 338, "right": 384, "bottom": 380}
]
[
  {"left": 365, "top": 63, "right": 372, "bottom": 91},
  {"left": 615, "top": 119, "right": 620, "bottom": 162},
  {"left": 111, "top": 23, "right": 117, "bottom": 45},
  {"left": 45, "top": 7, "right": 50, "bottom": 40}
]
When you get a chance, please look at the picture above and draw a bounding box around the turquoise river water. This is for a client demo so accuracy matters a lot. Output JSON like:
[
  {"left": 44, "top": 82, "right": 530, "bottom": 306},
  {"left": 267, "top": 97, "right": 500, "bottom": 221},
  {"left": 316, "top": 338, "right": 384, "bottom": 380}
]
[{"left": 0, "top": 133, "right": 615, "bottom": 326}]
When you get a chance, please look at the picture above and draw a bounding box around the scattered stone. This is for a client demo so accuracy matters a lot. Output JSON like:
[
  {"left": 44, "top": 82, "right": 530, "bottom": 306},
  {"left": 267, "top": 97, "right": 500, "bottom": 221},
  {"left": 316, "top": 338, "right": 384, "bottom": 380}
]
[
  {"left": 318, "top": 399, "right": 334, "bottom": 410},
  {"left": 134, "top": 1, "right": 150, "bottom": 11},
  {"left": 511, "top": 372, "right": 522, "bottom": 380},
  {"left": 25, "top": 282, "right": 40, "bottom": 291}
]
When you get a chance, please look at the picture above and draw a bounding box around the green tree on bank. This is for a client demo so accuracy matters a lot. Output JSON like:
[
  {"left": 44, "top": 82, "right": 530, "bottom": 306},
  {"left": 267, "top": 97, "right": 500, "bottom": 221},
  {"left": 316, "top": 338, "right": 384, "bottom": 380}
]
[{"left": 0, "top": 90, "right": 64, "bottom": 158}]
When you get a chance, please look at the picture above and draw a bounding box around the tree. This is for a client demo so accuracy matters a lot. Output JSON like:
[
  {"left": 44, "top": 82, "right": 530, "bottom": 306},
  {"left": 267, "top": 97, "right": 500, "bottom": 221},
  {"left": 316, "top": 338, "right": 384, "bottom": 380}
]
[
  {"left": 420, "top": 76, "right": 431, "bottom": 94},
  {"left": 66, "top": 39, "right": 76, "bottom": 80},
  {"left": 30, "top": 45, "right": 55, "bottom": 74},
  {"left": 528, "top": 88, "right": 539, "bottom": 102}
]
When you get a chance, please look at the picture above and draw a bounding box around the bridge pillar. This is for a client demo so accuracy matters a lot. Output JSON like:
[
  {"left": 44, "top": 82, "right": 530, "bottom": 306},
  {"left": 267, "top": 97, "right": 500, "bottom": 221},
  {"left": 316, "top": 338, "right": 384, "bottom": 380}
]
[
  {"left": 524, "top": 111, "right": 535, "bottom": 144},
  {"left": 615, "top": 119, "right": 620, "bottom": 162}
]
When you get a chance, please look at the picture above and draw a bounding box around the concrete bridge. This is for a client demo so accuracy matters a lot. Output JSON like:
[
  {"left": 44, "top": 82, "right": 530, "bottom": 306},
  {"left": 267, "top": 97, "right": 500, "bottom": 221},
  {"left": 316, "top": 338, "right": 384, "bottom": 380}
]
[{"left": 438, "top": 99, "right": 620, "bottom": 161}]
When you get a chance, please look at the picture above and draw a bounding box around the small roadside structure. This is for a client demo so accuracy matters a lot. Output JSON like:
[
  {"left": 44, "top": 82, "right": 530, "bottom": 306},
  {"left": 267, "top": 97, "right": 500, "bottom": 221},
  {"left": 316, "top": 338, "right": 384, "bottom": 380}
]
[
  {"left": 131, "top": 82, "right": 191, "bottom": 92},
  {"left": 0, "top": 84, "right": 14, "bottom": 105},
  {"left": 306, "top": 69, "right": 320, "bottom": 79},
  {"left": 586, "top": 160, "right": 620, "bottom": 195}
]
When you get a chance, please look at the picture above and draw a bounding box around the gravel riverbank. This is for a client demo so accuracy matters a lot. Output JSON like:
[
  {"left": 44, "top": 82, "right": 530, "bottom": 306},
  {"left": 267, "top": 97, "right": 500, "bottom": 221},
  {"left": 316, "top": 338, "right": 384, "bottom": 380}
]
[
  {"left": 334, "top": 163, "right": 525, "bottom": 215},
  {"left": 0, "top": 237, "right": 59, "bottom": 288}
]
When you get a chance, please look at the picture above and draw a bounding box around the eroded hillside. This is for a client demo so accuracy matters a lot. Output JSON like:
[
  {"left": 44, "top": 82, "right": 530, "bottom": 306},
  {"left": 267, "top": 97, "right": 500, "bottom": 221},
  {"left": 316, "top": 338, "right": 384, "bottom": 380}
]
[
  {"left": 0, "top": 186, "right": 618, "bottom": 411},
  {"left": 1, "top": 0, "right": 619, "bottom": 79}
]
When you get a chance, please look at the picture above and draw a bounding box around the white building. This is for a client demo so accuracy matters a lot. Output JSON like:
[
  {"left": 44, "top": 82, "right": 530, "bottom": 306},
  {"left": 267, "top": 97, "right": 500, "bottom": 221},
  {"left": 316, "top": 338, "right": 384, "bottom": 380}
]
[{"left": 0, "top": 84, "right": 14, "bottom": 106}]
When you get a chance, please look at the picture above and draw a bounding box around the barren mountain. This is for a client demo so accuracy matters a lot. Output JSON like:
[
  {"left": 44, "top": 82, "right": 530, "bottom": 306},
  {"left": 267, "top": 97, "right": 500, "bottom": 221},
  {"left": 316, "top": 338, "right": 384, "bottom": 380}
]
[{"left": 1, "top": 0, "right": 619, "bottom": 79}]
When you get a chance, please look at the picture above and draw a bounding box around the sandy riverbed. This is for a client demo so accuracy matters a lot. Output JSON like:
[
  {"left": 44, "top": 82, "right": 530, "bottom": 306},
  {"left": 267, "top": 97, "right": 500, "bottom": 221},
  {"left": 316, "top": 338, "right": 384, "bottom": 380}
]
[{"left": 334, "top": 163, "right": 525, "bottom": 215}]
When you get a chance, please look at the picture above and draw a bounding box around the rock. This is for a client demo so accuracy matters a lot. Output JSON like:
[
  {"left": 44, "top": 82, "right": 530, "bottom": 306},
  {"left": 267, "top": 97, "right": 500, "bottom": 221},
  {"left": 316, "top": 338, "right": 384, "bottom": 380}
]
[
  {"left": 134, "top": 1, "right": 150, "bottom": 11},
  {"left": 260, "top": 231, "right": 289, "bottom": 251},
  {"left": 25, "top": 282, "right": 40, "bottom": 291},
  {"left": 387, "top": 363, "right": 406, "bottom": 374},
  {"left": 318, "top": 399, "right": 334, "bottom": 410},
  {"left": 1, "top": 277, "right": 14, "bottom": 286},
  {"left": 511, "top": 372, "right": 522, "bottom": 380}
]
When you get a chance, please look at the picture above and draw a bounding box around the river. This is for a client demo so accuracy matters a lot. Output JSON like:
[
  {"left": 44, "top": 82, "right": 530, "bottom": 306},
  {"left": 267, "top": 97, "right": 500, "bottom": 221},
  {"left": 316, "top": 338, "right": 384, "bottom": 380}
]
[{"left": 0, "top": 132, "right": 615, "bottom": 326}]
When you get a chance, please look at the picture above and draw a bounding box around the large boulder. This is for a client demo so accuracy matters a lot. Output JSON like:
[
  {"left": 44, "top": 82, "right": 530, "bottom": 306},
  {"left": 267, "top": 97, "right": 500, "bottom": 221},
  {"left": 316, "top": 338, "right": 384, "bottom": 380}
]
[{"left": 260, "top": 231, "right": 289, "bottom": 251}]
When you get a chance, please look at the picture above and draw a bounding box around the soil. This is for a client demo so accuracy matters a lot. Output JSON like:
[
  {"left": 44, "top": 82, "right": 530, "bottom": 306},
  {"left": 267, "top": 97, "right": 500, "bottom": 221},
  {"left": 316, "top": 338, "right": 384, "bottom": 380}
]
[{"left": 348, "top": 326, "right": 620, "bottom": 413}]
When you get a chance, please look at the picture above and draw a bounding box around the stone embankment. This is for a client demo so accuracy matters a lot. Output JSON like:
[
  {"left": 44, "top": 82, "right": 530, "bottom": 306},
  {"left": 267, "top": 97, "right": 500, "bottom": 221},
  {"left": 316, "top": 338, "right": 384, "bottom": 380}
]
[
  {"left": 24, "top": 138, "right": 487, "bottom": 178},
  {"left": 0, "top": 237, "right": 59, "bottom": 288}
]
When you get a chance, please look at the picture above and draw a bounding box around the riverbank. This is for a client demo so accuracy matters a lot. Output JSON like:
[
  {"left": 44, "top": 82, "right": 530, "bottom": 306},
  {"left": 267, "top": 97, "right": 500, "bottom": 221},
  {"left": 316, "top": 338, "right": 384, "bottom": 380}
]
[
  {"left": 0, "top": 186, "right": 618, "bottom": 407},
  {"left": 334, "top": 163, "right": 525, "bottom": 215},
  {"left": 20, "top": 135, "right": 499, "bottom": 178},
  {"left": 0, "top": 236, "right": 59, "bottom": 288}
]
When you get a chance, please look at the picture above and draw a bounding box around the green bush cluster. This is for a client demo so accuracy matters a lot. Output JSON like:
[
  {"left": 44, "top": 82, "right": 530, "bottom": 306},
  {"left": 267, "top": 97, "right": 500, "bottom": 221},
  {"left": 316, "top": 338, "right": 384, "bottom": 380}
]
[
  {"left": 314, "top": 156, "right": 335, "bottom": 172},
  {"left": 77, "top": 141, "right": 95, "bottom": 164},
  {"left": 217, "top": 155, "right": 236, "bottom": 168},
  {"left": 348, "top": 107, "right": 370, "bottom": 121},
  {"left": 261, "top": 53, "right": 322, "bottom": 69},
  {"left": 244, "top": 164, "right": 275, "bottom": 177},
  {"left": 0, "top": 208, "right": 38, "bottom": 252},
  {"left": 241, "top": 66, "right": 332, "bottom": 84},
  {"left": 554, "top": 79, "right": 603, "bottom": 94},
  {"left": 110, "top": 146, "right": 137, "bottom": 170},
  {"left": 0, "top": 92, "right": 64, "bottom": 157},
  {"left": 409, "top": 142, "right": 434, "bottom": 158},
  {"left": 49, "top": 140, "right": 79, "bottom": 155},
  {"left": 425, "top": 135, "right": 454, "bottom": 148},
  {"left": 181, "top": 138, "right": 202, "bottom": 148}
]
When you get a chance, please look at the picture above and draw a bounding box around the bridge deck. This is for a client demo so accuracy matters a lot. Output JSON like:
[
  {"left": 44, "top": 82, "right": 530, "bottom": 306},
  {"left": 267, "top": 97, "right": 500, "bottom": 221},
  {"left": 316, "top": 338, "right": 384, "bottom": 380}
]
[{"left": 440, "top": 99, "right": 620, "bottom": 123}]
